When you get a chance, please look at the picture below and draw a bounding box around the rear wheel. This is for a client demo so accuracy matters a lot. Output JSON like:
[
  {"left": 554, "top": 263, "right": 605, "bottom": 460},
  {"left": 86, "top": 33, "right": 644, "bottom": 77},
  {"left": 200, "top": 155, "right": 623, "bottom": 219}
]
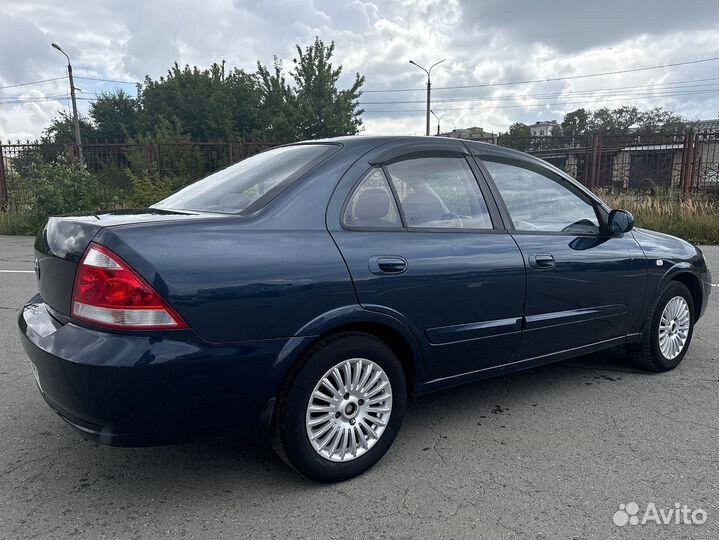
[
  {"left": 271, "top": 332, "right": 407, "bottom": 482},
  {"left": 628, "top": 281, "right": 695, "bottom": 372}
]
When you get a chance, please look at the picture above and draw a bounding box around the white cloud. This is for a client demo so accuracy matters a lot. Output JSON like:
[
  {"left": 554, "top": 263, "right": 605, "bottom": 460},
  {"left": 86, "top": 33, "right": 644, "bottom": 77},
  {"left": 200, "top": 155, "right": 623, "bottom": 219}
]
[{"left": 0, "top": 0, "right": 717, "bottom": 141}]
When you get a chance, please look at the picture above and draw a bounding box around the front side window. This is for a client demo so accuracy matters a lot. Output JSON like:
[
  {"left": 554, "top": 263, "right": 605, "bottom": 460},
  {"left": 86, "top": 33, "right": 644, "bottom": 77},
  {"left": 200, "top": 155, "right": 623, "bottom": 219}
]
[
  {"left": 153, "top": 144, "right": 334, "bottom": 213},
  {"left": 343, "top": 168, "right": 402, "bottom": 228},
  {"left": 385, "top": 157, "right": 493, "bottom": 229},
  {"left": 482, "top": 158, "right": 601, "bottom": 234}
]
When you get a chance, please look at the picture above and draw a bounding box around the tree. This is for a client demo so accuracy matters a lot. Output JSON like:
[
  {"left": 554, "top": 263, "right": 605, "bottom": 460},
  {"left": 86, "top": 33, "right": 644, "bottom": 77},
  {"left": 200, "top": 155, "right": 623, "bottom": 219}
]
[
  {"left": 587, "top": 106, "right": 641, "bottom": 134},
  {"left": 561, "top": 108, "right": 589, "bottom": 136},
  {"left": 137, "top": 61, "right": 262, "bottom": 141},
  {"left": 256, "top": 57, "right": 299, "bottom": 142},
  {"left": 500, "top": 122, "right": 532, "bottom": 150},
  {"left": 636, "top": 107, "right": 687, "bottom": 135},
  {"left": 255, "top": 38, "right": 365, "bottom": 141},
  {"left": 38, "top": 37, "right": 364, "bottom": 144},
  {"left": 90, "top": 89, "right": 139, "bottom": 142},
  {"left": 41, "top": 111, "right": 97, "bottom": 144},
  {"left": 291, "top": 37, "right": 365, "bottom": 139}
]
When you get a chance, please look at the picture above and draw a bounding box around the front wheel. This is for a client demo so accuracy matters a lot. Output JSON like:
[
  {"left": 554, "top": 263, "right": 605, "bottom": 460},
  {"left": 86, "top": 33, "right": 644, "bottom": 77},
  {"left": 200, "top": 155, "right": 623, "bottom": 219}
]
[
  {"left": 628, "top": 281, "right": 695, "bottom": 372},
  {"left": 271, "top": 332, "right": 407, "bottom": 482}
]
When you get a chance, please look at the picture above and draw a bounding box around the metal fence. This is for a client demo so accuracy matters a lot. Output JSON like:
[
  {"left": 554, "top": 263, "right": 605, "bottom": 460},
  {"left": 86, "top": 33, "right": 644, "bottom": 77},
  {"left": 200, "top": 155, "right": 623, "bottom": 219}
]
[
  {"left": 0, "top": 140, "right": 279, "bottom": 205},
  {"left": 495, "top": 130, "right": 719, "bottom": 196},
  {"left": 2, "top": 132, "right": 718, "bottom": 206}
]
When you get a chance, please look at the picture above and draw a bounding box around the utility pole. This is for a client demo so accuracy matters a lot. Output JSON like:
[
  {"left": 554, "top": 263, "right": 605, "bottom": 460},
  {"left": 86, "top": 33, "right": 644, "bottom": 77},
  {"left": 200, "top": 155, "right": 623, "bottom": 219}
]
[
  {"left": 409, "top": 58, "right": 446, "bottom": 136},
  {"left": 431, "top": 110, "right": 447, "bottom": 136},
  {"left": 51, "top": 42, "right": 83, "bottom": 164}
]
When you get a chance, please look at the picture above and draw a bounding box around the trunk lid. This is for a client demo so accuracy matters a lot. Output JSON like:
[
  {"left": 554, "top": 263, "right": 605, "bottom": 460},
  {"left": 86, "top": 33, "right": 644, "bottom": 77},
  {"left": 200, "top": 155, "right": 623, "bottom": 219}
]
[{"left": 34, "top": 209, "right": 214, "bottom": 316}]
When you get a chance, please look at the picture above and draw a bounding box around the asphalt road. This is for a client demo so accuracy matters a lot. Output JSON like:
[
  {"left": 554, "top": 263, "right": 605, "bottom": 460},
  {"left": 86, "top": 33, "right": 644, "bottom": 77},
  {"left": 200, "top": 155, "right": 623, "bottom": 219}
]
[{"left": 0, "top": 235, "right": 717, "bottom": 539}]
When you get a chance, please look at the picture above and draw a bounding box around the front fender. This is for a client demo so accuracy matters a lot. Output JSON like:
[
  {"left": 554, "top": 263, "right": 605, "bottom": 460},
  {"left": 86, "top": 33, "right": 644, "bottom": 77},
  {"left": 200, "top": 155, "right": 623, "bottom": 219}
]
[{"left": 658, "top": 261, "right": 696, "bottom": 289}]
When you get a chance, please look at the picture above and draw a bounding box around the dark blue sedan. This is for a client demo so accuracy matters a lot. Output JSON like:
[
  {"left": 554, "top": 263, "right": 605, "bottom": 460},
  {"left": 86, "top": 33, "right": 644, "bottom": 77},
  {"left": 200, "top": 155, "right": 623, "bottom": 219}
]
[{"left": 19, "top": 136, "right": 712, "bottom": 482}]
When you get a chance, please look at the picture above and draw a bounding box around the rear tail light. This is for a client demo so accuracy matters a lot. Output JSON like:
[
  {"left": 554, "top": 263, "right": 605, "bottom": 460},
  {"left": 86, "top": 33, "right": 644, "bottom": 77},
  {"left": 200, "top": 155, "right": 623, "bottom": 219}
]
[{"left": 71, "top": 243, "right": 188, "bottom": 330}]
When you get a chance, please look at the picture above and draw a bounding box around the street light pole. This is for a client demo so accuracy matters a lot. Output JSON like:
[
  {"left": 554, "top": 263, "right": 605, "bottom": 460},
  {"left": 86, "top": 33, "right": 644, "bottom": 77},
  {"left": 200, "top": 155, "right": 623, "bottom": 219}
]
[
  {"left": 431, "top": 110, "right": 447, "bottom": 136},
  {"left": 51, "top": 42, "right": 82, "bottom": 164},
  {"left": 409, "top": 58, "right": 446, "bottom": 136}
]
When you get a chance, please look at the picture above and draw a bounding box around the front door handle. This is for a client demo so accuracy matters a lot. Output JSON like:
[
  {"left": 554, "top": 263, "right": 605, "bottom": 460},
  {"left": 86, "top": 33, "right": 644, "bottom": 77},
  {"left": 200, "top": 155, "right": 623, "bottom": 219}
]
[
  {"left": 529, "top": 254, "right": 555, "bottom": 269},
  {"left": 369, "top": 256, "right": 407, "bottom": 275}
]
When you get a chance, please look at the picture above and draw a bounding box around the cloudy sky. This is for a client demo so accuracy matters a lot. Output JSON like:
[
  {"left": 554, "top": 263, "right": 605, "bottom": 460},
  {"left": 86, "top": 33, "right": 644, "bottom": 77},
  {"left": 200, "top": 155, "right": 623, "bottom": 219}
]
[{"left": 1, "top": 0, "right": 718, "bottom": 141}]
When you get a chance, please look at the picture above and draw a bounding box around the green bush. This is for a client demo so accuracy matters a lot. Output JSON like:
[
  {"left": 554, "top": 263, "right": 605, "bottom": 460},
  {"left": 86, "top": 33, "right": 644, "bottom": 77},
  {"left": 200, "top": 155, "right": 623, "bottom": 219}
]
[
  {"left": 0, "top": 159, "right": 122, "bottom": 235},
  {"left": 32, "top": 159, "right": 101, "bottom": 220},
  {"left": 128, "top": 169, "right": 187, "bottom": 207}
]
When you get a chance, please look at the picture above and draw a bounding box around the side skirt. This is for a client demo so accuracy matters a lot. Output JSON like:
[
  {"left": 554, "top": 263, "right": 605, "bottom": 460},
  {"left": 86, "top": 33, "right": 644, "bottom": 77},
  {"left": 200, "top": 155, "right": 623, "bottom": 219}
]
[{"left": 417, "top": 334, "right": 639, "bottom": 395}]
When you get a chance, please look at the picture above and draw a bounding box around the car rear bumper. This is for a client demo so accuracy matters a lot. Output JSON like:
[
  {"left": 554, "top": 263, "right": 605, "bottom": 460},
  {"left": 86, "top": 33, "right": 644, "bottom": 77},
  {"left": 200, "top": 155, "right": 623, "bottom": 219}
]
[{"left": 18, "top": 296, "right": 297, "bottom": 446}]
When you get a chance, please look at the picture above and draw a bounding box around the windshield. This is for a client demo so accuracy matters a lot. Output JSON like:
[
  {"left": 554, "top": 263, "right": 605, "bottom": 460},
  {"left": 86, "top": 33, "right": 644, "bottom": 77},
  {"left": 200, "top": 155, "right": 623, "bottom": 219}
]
[{"left": 152, "top": 144, "right": 335, "bottom": 213}]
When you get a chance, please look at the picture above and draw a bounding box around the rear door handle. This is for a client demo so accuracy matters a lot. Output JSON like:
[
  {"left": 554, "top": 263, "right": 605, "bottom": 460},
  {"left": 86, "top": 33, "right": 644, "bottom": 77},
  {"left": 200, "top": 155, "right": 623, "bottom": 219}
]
[
  {"left": 369, "top": 256, "right": 407, "bottom": 275},
  {"left": 529, "top": 254, "right": 555, "bottom": 269}
]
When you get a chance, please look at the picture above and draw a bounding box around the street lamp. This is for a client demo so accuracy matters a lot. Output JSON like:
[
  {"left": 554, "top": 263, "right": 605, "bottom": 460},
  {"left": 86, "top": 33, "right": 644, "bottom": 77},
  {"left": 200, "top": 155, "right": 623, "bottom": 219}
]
[
  {"left": 51, "top": 42, "right": 82, "bottom": 163},
  {"left": 430, "top": 109, "right": 447, "bottom": 136},
  {"left": 409, "top": 58, "right": 446, "bottom": 136}
]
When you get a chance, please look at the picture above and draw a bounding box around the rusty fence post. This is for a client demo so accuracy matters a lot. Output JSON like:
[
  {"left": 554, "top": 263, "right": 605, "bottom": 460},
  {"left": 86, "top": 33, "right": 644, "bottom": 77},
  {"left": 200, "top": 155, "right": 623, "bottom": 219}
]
[
  {"left": 593, "top": 135, "right": 603, "bottom": 189},
  {"left": 678, "top": 130, "right": 689, "bottom": 195},
  {"left": 582, "top": 135, "right": 591, "bottom": 187},
  {"left": 0, "top": 141, "right": 7, "bottom": 205},
  {"left": 228, "top": 141, "right": 233, "bottom": 164},
  {"left": 689, "top": 131, "right": 700, "bottom": 194},
  {"left": 591, "top": 134, "right": 598, "bottom": 189},
  {"left": 679, "top": 129, "right": 697, "bottom": 198}
]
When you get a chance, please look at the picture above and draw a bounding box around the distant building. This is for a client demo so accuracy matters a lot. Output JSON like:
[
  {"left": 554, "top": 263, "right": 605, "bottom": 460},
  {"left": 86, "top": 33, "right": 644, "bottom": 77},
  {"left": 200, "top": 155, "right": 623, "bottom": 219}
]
[
  {"left": 530, "top": 118, "right": 718, "bottom": 190},
  {"left": 693, "top": 118, "right": 719, "bottom": 132},
  {"left": 440, "top": 126, "right": 497, "bottom": 142},
  {"left": 529, "top": 120, "right": 558, "bottom": 137}
]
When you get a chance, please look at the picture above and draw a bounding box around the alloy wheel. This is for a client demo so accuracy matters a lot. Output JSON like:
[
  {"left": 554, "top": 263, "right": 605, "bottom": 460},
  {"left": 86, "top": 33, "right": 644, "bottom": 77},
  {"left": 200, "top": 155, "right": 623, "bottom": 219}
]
[
  {"left": 305, "top": 358, "right": 393, "bottom": 462},
  {"left": 658, "top": 295, "right": 691, "bottom": 360}
]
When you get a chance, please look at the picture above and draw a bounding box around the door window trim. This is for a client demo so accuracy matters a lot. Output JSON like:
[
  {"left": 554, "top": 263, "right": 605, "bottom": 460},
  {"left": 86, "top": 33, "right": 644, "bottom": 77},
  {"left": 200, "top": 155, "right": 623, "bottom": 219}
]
[
  {"left": 341, "top": 152, "right": 504, "bottom": 233},
  {"left": 340, "top": 166, "right": 406, "bottom": 232}
]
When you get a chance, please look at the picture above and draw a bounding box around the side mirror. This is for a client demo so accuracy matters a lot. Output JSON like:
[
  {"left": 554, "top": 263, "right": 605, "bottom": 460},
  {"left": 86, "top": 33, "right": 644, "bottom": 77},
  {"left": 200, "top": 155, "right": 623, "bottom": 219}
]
[{"left": 608, "top": 209, "right": 634, "bottom": 234}]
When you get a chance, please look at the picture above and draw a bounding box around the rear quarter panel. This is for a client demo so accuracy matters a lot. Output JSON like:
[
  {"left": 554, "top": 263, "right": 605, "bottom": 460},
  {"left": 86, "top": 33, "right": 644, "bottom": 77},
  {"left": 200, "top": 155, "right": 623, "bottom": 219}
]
[{"left": 94, "top": 219, "right": 357, "bottom": 342}]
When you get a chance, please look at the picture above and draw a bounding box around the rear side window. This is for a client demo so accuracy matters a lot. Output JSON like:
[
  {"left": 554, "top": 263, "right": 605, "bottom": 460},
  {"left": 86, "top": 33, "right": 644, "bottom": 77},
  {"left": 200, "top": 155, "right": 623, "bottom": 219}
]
[
  {"left": 386, "top": 157, "right": 493, "bottom": 229},
  {"left": 153, "top": 144, "right": 335, "bottom": 213},
  {"left": 343, "top": 168, "right": 402, "bottom": 228}
]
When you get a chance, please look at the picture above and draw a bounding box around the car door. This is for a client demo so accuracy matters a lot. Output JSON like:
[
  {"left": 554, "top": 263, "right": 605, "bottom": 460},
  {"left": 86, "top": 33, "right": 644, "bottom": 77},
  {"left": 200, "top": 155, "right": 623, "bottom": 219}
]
[
  {"left": 476, "top": 153, "right": 647, "bottom": 361},
  {"left": 327, "top": 144, "right": 526, "bottom": 379}
]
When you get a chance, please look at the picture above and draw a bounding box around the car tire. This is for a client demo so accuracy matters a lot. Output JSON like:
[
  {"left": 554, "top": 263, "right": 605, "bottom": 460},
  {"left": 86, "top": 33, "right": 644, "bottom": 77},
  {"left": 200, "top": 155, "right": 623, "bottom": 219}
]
[
  {"left": 271, "top": 331, "right": 407, "bottom": 482},
  {"left": 628, "top": 281, "right": 695, "bottom": 372}
]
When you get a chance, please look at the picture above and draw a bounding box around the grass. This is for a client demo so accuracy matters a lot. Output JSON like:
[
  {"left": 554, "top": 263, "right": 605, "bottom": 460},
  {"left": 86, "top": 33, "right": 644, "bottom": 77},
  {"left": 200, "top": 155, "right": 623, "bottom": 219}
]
[
  {"left": 598, "top": 191, "right": 719, "bottom": 245},
  {"left": 0, "top": 204, "right": 40, "bottom": 235}
]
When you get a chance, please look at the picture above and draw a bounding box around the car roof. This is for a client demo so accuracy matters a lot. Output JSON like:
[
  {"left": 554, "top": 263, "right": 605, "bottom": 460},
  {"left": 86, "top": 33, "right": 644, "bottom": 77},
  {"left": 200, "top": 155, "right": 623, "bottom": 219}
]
[{"left": 302, "top": 135, "right": 533, "bottom": 161}]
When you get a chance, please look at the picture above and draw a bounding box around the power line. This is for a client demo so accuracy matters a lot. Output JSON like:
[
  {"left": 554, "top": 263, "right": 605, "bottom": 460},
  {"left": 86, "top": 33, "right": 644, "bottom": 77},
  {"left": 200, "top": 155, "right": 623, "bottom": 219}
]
[
  {"left": 0, "top": 76, "right": 68, "bottom": 90},
  {"left": 0, "top": 75, "right": 138, "bottom": 93},
  {"left": 360, "top": 78, "right": 719, "bottom": 105},
  {"left": 361, "top": 88, "right": 718, "bottom": 113},
  {"left": 2, "top": 87, "right": 716, "bottom": 109},
  {"left": 361, "top": 57, "right": 719, "bottom": 93},
  {"left": 3, "top": 77, "right": 713, "bottom": 105},
  {"left": 74, "top": 76, "right": 139, "bottom": 85},
  {"left": 0, "top": 94, "right": 70, "bottom": 104}
]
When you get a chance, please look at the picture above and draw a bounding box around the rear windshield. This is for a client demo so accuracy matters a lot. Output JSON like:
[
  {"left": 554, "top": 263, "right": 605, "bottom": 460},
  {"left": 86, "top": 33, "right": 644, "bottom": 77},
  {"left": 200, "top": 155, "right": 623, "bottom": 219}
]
[{"left": 152, "top": 144, "right": 335, "bottom": 213}]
